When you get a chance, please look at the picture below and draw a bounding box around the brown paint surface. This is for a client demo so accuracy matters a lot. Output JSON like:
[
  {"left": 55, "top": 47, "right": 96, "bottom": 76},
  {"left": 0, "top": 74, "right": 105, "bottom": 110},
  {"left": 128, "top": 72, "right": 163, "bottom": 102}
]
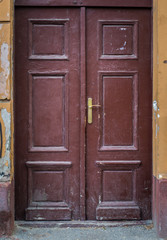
[
  {"left": 86, "top": 8, "right": 152, "bottom": 220},
  {"left": 15, "top": 0, "right": 152, "bottom": 7},
  {"left": 15, "top": 7, "right": 81, "bottom": 220},
  {"left": 15, "top": 5, "right": 152, "bottom": 221}
]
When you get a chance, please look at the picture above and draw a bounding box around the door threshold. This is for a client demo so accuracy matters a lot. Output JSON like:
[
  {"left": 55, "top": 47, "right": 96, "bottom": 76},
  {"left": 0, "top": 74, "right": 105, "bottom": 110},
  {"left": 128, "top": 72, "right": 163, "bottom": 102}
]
[{"left": 15, "top": 220, "right": 153, "bottom": 229}]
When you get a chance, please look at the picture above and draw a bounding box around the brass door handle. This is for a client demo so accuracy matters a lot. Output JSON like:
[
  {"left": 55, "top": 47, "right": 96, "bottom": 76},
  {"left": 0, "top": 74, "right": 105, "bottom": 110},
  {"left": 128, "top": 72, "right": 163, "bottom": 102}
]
[{"left": 88, "top": 98, "right": 101, "bottom": 124}]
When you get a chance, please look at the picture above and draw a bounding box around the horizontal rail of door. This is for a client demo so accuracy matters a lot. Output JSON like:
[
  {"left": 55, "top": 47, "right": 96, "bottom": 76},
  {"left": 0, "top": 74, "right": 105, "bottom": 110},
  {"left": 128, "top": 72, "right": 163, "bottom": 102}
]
[{"left": 15, "top": 0, "right": 152, "bottom": 8}]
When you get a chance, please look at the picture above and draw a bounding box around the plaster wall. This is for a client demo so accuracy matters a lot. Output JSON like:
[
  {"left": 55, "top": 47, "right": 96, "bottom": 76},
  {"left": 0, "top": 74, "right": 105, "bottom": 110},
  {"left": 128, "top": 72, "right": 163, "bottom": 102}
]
[
  {"left": 153, "top": 0, "right": 167, "bottom": 178},
  {"left": 152, "top": 0, "right": 167, "bottom": 238},
  {"left": 0, "top": 0, "right": 13, "bottom": 181},
  {"left": 0, "top": 0, "right": 14, "bottom": 235}
]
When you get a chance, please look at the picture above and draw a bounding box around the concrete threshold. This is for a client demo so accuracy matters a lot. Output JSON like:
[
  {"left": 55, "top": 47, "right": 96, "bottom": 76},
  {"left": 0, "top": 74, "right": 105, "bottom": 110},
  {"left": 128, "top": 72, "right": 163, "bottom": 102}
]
[
  {"left": 16, "top": 220, "right": 153, "bottom": 228},
  {"left": 1, "top": 220, "right": 158, "bottom": 240}
]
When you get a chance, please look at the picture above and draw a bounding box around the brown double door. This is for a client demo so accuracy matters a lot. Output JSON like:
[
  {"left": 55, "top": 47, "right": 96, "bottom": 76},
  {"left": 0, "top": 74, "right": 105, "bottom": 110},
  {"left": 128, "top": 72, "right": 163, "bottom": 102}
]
[{"left": 15, "top": 6, "right": 152, "bottom": 220}]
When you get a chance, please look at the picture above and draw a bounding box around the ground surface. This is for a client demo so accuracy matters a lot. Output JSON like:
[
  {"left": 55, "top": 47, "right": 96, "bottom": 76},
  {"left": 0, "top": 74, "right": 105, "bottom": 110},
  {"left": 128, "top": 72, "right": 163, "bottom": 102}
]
[{"left": 1, "top": 221, "right": 159, "bottom": 240}]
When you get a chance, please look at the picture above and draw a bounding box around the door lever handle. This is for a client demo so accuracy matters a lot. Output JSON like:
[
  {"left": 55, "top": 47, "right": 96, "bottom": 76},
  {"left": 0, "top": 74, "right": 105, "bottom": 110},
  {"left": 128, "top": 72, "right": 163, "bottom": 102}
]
[{"left": 88, "top": 98, "right": 101, "bottom": 124}]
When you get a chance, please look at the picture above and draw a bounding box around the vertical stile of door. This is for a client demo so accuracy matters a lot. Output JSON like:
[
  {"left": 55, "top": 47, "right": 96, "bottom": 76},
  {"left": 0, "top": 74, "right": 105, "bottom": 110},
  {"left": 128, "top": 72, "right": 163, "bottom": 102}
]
[{"left": 80, "top": 7, "right": 86, "bottom": 220}]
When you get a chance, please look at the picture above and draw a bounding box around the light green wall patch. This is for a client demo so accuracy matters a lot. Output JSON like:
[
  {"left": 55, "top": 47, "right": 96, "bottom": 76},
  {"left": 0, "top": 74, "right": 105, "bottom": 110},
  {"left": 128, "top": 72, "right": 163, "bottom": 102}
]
[{"left": 0, "top": 108, "right": 11, "bottom": 181}]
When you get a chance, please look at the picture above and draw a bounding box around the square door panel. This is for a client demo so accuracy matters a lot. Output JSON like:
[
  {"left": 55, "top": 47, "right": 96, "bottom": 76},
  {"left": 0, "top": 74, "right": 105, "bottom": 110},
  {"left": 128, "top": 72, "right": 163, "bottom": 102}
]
[
  {"left": 26, "top": 161, "right": 72, "bottom": 207},
  {"left": 32, "top": 171, "right": 64, "bottom": 202},
  {"left": 29, "top": 19, "right": 69, "bottom": 60},
  {"left": 103, "top": 171, "right": 133, "bottom": 201},
  {"left": 99, "top": 20, "right": 138, "bottom": 59},
  {"left": 96, "top": 160, "right": 141, "bottom": 220},
  {"left": 96, "top": 160, "right": 141, "bottom": 203}
]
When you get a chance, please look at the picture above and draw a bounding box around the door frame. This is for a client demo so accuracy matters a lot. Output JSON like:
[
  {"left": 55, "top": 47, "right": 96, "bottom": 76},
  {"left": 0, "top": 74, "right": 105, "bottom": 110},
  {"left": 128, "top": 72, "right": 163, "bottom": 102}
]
[
  {"left": 0, "top": 0, "right": 164, "bottom": 237},
  {"left": 14, "top": 0, "right": 153, "bottom": 221},
  {"left": 15, "top": 0, "right": 152, "bottom": 7}
]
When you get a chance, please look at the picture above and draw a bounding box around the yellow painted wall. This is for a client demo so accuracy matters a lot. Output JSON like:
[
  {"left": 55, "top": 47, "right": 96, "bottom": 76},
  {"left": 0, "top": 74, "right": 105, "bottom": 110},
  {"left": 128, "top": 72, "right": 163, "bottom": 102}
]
[
  {"left": 153, "top": 0, "right": 158, "bottom": 177},
  {"left": 0, "top": 0, "right": 13, "bottom": 181},
  {"left": 153, "top": 0, "right": 167, "bottom": 178}
]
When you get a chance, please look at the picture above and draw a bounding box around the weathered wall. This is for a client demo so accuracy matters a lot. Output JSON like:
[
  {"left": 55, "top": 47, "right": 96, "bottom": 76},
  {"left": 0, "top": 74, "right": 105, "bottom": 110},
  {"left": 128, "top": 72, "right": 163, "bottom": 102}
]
[
  {"left": 0, "top": 0, "right": 14, "bottom": 236},
  {"left": 153, "top": 0, "right": 167, "bottom": 238},
  {"left": 154, "top": 0, "right": 167, "bottom": 177},
  {"left": 153, "top": 0, "right": 158, "bottom": 177},
  {"left": 0, "top": 0, "right": 13, "bottom": 181},
  {"left": 153, "top": 0, "right": 167, "bottom": 178}
]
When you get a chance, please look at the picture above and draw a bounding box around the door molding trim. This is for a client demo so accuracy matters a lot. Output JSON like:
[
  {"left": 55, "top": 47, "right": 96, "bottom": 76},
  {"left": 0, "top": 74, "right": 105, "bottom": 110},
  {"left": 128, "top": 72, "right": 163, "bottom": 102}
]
[
  {"left": 15, "top": 0, "right": 152, "bottom": 8},
  {"left": 79, "top": 7, "right": 86, "bottom": 220}
]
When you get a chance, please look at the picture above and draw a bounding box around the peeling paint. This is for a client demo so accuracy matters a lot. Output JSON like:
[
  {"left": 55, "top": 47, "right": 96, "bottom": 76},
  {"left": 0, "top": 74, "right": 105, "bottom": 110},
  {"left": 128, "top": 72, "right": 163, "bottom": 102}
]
[
  {"left": 156, "top": 123, "right": 159, "bottom": 138},
  {"left": 119, "top": 46, "right": 125, "bottom": 51},
  {"left": 99, "top": 195, "right": 101, "bottom": 204},
  {"left": 120, "top": 27, "right": 127, "bottom": 31},
  {"left": 34, "top": 189, "right": 49, "bottom": 201},
  {"left": 0, "top": 42, "right": 10, "bottom": 98},
  {"left": 0, "top": 0, "right": 14, "bottom": 185},
  {"left": 0, "top": 23, "right": 11, "bottom": 99},
  {"left": 117, "top": 41, "right": 127, "bottom": 51},
  {"left": 1, "top": 43, "right": 10, "bottom": 77},
  {"left": 0, "top": 108, "right": 11, "bottom": 181},
  {"left": 158, "top": 174, "right": 167, "bottom": 179},
  {"left": 34, "top": 217, "right": 46, "bottom": 220},
  {"left": 153, "top": 100, "right": 158, "bottom": 112}
]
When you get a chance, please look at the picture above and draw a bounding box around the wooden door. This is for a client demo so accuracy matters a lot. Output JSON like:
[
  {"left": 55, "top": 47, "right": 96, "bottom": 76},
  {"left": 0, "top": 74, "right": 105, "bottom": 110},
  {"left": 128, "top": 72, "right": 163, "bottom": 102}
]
[
  {"left": 86, "top": 8, "right": 152, "bottom": 220},
  {"left": 15, "top": 7, "right": 81, "bottom": 220},
  {"left": 15, "top": 4, "right": 152, "bottom": 221}
]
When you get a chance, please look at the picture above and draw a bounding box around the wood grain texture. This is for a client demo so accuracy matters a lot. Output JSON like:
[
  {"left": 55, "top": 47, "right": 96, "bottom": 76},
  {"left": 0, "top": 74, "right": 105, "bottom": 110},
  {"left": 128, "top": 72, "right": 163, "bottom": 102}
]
[
  {"left": 15, "top": 7, "right": 81, "bottom": 220},
  {"left": 15, "top": 5, "right": 152, "bottom": 222},
  {"left": 86, "top": 7, "right": 152, "bottom": 220}
]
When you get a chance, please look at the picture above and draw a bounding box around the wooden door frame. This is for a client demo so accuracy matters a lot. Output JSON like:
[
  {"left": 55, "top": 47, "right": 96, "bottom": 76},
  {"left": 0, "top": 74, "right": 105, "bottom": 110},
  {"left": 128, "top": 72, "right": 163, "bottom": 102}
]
[
  {"left": 0, "top": 0, "right": 161, "bottom": 237},
  {"left": 15, "top": 0, "right": 152, "bottom": 7},
  {"left": 14, "top": 0, "right": 153, "bottom": 221}
]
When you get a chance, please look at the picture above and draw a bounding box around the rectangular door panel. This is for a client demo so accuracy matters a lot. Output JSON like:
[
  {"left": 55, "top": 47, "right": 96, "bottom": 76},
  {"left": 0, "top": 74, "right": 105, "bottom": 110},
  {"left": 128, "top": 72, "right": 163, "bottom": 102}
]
[
  {"left": 28, "top": 72, "right": 69, "bottom": 152},
  {"left": 86, "top": 8, "right": 152, "bottom": 220},
  {"left": 99, "top": 71, "right": 138, "bottom": 150},
  {"left": 15, "top": 7, "right": 81, "bottom": 220}
]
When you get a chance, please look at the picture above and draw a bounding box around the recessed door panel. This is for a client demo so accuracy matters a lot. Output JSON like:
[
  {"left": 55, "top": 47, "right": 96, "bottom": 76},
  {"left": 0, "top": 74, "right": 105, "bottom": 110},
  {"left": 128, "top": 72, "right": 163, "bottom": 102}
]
[{"left": 99, "top": 72, "right": 138, "bottom": 150}]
